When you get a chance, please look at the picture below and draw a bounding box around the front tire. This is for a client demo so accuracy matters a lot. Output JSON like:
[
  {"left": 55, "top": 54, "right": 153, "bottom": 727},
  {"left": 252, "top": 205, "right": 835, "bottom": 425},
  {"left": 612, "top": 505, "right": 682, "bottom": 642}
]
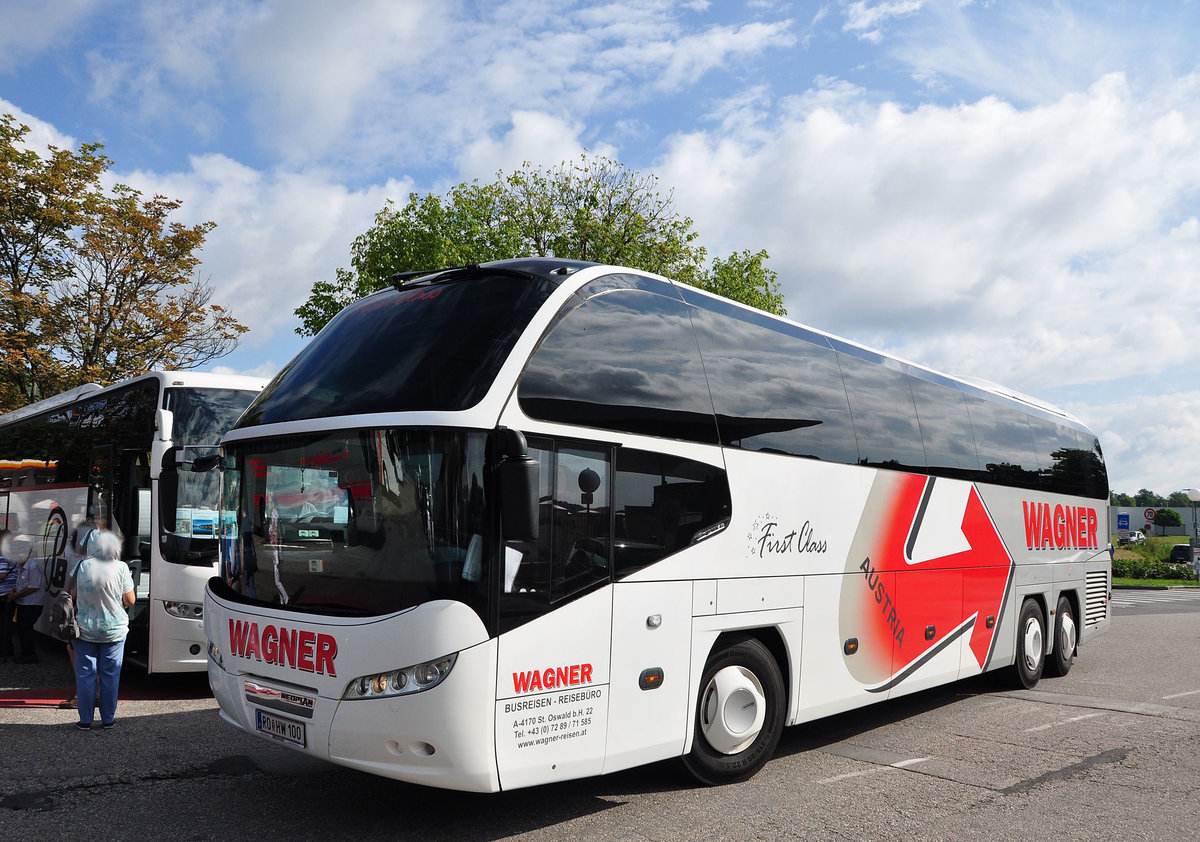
[
  {"left": 1045, "top": 595, "right": 1077, "bottom": 677},
  {"left": 1012, "top": 599, "right": 1046, "bottom": 689},
  {"left": 682, "top": 635, "right": 785, "bottom": 786}
]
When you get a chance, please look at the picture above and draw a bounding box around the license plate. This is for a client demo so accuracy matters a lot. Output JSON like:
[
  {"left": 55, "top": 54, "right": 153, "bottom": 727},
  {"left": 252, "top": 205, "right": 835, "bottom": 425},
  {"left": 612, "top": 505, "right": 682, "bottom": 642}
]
[{"left": 255, "top": 710, "right": 306, "bottom": 747}]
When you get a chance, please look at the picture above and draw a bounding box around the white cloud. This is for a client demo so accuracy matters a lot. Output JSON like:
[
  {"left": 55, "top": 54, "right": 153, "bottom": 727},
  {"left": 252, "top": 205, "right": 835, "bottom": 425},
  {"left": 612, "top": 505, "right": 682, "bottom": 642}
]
[
  {"left": 457, "top": 111, "right": 617, "bottom": 182},
  {"left": 0, "top": 0, "right": 97, "bottom": 73},
  {"left": 118, "top": 154, "right": 411, "bottom": 358},
  {"left": 660, "top": 73, "right": 1200, "bottom": 387},
  {"left": 0, "top": 98, "right": 77, "bottom": 152},
  {"left": 842, "top": 0, "right": 924, "bottom": 43},
  {"left": 1085, "top": 389, "right": 1200, "bottom": 494},
  {"left": 63, "top": 2, "right": 797, "bottom": 176},
  {"left": 232, "top": 0, "right": 437, "bottom": 166},
  {"left": 881, "top": 0, "right": 1200, "bottom": 105}
]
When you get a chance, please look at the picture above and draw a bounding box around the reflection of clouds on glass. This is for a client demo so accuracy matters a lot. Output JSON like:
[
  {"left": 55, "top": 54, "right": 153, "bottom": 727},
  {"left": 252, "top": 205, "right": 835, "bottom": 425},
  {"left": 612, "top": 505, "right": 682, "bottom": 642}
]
[
  {"left": 909, "top": 377, "right": 979, "bottom": 472},
  {"left": 836, "top": 353, "right": 926, "bottom": 468},
  {"left": 692, "top": 312, "right": 848, "bottom": 416},
  {"left": 688, "top": 304, "right": 858, "bottom": 461},
  {"left": 965, "top": 397, "right": 1038, "bottom": 470},
  {"left": 520, "top": 291, "right": 713, "bottom": 417}
]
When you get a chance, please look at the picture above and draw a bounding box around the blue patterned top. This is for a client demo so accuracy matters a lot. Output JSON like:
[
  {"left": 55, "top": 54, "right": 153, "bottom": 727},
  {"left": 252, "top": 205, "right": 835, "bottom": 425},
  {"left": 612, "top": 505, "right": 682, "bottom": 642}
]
[{"left": 74, "top": 558, "right": 134, "bottom": 643}]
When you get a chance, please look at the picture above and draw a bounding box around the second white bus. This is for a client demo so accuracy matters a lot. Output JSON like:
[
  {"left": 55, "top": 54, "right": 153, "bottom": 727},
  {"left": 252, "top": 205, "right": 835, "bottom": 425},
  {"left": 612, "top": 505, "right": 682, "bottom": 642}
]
[
  {"left": 0, "top": 371, "right": 266, "bottom": 672},
  {"left": 204, "top": 259, "right": 1110, "bottom": 789}
]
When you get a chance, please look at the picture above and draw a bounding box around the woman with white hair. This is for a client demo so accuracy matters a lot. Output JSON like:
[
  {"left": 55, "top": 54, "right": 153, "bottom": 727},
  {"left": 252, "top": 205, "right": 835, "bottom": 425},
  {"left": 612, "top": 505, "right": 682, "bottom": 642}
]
[{"left": 69, "top": 530, "right": 134, "bottom": 730}]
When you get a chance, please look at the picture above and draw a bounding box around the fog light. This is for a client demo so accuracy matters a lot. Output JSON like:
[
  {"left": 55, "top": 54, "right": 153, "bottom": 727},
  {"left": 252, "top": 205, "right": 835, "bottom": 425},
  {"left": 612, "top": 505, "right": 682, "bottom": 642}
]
[{"left": 164, "top": 601, "right": 204, "bottom": 619}]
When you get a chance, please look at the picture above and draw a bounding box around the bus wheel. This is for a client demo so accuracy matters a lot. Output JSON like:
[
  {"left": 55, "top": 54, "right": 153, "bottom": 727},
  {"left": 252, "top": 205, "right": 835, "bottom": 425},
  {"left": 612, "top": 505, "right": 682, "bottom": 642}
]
[
  {"left": 1012, "top": 599, "right": 1045, "bottom": 690},
  {"left": 1045, "top": 595, "right": 1077, "bottom": 678},
  {"left": 682, "top": 635, "right": 784, "bottom": 786}
]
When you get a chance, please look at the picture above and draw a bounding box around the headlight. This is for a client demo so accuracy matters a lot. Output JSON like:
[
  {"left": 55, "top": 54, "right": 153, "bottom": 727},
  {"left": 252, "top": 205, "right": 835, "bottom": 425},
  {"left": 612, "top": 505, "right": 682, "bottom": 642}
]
[
  {"left": 164, "top": 601, "right": 204, "bottom": 619},
  {"left": 343, "top": 654, "right": 457, "bottom": 700}
]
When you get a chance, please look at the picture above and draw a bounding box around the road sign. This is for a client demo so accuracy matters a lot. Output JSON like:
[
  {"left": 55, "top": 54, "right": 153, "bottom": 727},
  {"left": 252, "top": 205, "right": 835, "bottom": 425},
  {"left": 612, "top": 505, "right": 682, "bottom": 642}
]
[
  {"left": 1118, "top": 513, "right": 1130, "bottom": 530},
  {"left": 1145, "top": 508, "right": 1157, "bottom": 521}
]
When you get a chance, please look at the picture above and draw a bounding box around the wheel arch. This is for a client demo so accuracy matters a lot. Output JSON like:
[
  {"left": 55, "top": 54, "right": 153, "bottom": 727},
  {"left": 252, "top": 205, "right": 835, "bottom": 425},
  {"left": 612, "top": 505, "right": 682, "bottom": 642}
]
[
  {"left": 681, "top": 625, "right": 791, "bottom": 785},
  {"left": 697, "top": 625, "right": 793, "bottom": 717}
]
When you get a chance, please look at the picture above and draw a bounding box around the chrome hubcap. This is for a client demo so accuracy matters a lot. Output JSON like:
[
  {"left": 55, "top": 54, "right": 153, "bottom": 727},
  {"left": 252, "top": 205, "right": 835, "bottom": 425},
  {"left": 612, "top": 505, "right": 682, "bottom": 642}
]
[
  {"left": 1022, "top": 616, "right": 1043, "bottom": 673},
  {"left": 1059, "top": 612, "right": 1076, "bottom": 659},
  {"left": 699, "top": 665, "right": 766, "bottom": 755}
]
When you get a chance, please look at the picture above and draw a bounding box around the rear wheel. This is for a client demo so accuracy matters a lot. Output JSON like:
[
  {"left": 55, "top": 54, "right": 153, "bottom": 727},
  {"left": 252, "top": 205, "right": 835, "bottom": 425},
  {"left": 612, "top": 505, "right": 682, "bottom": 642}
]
[
  {"left": 1045, "top": 595, "right": 1077, "bottom": 677},
  {"left": 1012, "top": 599, "right": 1045, "bottom": 690},
  {"left": 682, "top": 635, "right": 785, "bottom": 786}
]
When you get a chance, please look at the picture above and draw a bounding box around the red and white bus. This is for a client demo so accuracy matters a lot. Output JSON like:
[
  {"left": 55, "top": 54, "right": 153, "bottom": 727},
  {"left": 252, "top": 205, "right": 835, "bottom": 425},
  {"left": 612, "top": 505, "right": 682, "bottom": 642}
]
[
  {"left": 204, "top": 259, "right": 1110, "bottom": 790},
  {"left": 0, "top": 371, "right": 266, "bottom": 672}
]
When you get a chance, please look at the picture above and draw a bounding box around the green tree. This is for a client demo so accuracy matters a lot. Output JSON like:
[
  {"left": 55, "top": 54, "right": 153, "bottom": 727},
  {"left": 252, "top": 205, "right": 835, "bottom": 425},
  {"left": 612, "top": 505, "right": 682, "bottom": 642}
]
[
  {"left": 0, "top": 115, "right": 245, "bottom": 412},
  {"left": 1167, "top": 490, "right": 1193, "bottom": 507},
  {"left": 1153, "top": 507, "right": 1182, "bottom": 535},
  {"left": 1110, "top": 491, "right": 1134, "bottom": 506},
  {"left": 295, "top": 155, "right": 784, "bottom": 336},
  {"left": 52, "top": 185, "right": 245, "bottom": 384},
  {"left": 701, "top": 249, "right": 785, "bottom": 315},
  {"left": 0, "top": 113, "right": 108, "bottom": 407},
  {"left": 1134, "top": 488, "right": 1167, "bottom": 507}
]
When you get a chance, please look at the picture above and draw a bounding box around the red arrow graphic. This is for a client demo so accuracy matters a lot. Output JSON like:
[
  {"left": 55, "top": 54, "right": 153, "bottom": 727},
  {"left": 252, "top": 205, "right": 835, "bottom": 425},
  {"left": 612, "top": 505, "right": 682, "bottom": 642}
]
[{"left": 845, "top": 473, "right": 1013, "bottom": 689}]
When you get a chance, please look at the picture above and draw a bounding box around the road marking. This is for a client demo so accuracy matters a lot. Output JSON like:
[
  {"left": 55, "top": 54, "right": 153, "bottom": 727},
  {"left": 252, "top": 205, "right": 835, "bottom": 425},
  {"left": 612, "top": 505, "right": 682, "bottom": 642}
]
[
  {"left": 1024, "top": 712, "right": 1105, "bottom": 732},
  {"left": 1162, "top": 689, "right": 1200, "bottom": 700},
  {"left": 817, "top": 756, "right": 930, "bottom": 784},
  {"left": 1111, "top": 589, "right": 1200, "bottom": 607}
]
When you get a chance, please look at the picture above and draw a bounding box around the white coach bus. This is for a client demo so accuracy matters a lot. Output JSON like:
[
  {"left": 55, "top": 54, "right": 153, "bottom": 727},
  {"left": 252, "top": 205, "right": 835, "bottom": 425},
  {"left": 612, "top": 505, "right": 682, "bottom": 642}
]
[
  {"left": 0, "top": 371, "right": 266, "bottom": 672},
  {"left": 204, "top": 259, "right": 1110, "bottom": 791}
]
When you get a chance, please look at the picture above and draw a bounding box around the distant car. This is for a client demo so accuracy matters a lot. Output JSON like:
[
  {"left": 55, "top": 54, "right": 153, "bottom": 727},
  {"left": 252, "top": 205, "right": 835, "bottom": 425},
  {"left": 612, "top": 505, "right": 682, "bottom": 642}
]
[
  {"left": 1119, "top": 532, "right": 1146, "bottom": 545},
  {"left": 1168, "top": 544, "right": 1193, "bottom": 565}
]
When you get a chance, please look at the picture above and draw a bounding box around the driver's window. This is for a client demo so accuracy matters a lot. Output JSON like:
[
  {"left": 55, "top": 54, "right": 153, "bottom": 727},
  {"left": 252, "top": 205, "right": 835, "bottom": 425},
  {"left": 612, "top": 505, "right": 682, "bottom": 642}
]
[{"left": 500, "top": 437, "right": 612, "bottom": 632}]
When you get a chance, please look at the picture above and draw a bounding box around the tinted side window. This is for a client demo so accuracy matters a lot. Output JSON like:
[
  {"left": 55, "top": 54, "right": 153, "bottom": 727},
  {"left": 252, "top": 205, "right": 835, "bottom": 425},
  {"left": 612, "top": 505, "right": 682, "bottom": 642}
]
[
  {"left": 613, "top": 448, "right": 731, "bottom": 578},
  {"left": 1076, "top": 434, "right": 1108, "bottom": 500},
  {"left": 836, "top": 352, "right": 926, "bottom": 471},
  {"left": 688, "top": 304, "right": 857, "bottom": 463},
  {"left": 1030, "top": 418, "right": 1109, "bottom": 498},
  {"left": 964, "top": 396, "right": 1040, "bottom": 489},
  {"left": 519, "top": 290, "right": 719, "bottom": 444},
  {"left": 908, "top": 376, "right": 980, "bottom": 479}
]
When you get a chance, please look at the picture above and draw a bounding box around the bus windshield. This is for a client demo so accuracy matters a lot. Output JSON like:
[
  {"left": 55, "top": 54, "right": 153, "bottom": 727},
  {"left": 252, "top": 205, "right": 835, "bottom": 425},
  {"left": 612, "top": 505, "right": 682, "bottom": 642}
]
[
  {"left": 216, "top": 428, "right": 491, "bottom": 619},
  {"left": 235, "top": 273, "right": 559, "bottom": 426},
  {"left": 161, "top": 387, "right": 261, "bottom": 559}
]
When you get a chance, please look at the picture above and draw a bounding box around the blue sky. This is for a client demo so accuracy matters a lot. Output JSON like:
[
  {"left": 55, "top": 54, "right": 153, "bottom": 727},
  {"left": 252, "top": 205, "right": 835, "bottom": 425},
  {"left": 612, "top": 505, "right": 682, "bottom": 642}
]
[{"left": 2, "top": 0, "right": 1199, "bottom": 496}]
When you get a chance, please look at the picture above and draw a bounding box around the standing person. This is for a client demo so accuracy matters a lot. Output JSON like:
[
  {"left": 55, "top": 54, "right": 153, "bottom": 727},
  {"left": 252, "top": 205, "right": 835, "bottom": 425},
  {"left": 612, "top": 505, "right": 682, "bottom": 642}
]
[
  {"left": 0, "top": 531, "right": 16, "bottom": 661},
  {"left": 58, "top": 511, "right": 101, "bottom": 708},
  {"left": 6, "top": 541, "right": 45, "bottom": 663},
  {"left": 70, "top": 530, "right": 134, "bottom": 730}
]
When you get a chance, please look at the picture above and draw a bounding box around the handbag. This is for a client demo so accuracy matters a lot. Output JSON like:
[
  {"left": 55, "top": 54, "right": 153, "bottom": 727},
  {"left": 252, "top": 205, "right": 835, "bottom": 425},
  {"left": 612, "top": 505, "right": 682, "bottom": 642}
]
[{"left": 49, "top": 564, "right": 81, "bottom": 642}]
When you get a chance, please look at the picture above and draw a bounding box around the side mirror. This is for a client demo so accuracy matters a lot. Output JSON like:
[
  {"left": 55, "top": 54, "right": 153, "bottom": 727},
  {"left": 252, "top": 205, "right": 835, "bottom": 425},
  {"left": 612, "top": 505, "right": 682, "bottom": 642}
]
[
  {"left": 156, "top": 408, "right": 174, "bottom": 442},
  {"left": 192, "top": 454, "right": 220, "bottom": 472},
  {"left": 496, "top": 428, "right": 538, "bottom": 541}
]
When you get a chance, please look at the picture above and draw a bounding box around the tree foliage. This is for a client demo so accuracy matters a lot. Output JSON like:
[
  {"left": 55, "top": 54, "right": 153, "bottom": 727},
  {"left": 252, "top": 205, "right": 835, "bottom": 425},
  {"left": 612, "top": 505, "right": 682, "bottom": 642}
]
[
  {"left": 1134, "top": 488, "right": 1167, "bottom": 507},
  {"left": 1153, "top": 508, "right": 1182, "bottom": 534},
  {"left": 1113, "top": 489, "right": 1200, "bottom": 508},
  {"left": 295, "top": 155, "right": 784, "bottom": 336},
  {"left": 0, "top": 114, "right": 245, "bottom": 412}
]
